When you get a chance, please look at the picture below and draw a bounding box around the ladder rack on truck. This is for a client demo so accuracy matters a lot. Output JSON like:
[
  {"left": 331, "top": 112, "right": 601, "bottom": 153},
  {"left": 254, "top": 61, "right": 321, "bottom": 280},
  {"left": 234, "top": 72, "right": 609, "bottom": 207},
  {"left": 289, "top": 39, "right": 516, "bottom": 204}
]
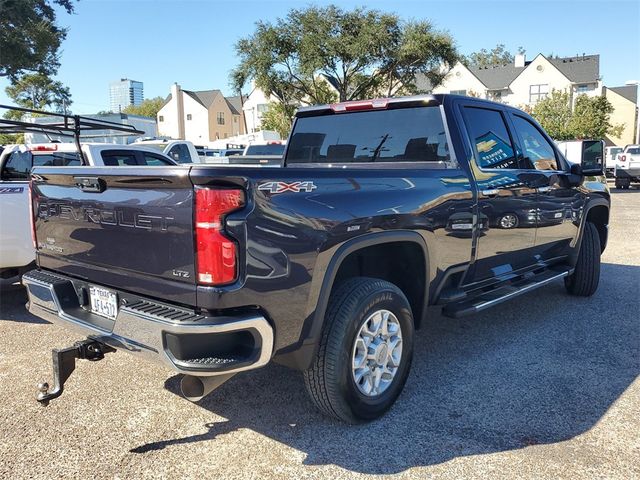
[{"left": 0, "top": 104, "right": 144, "bottom": 165}]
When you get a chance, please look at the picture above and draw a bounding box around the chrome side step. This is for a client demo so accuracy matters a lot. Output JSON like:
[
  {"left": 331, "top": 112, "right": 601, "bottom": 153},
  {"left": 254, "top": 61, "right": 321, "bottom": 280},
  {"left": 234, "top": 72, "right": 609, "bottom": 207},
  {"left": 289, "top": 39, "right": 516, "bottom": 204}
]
[{"left": 442, "top": 267, "right": 572, "bottom": 319}]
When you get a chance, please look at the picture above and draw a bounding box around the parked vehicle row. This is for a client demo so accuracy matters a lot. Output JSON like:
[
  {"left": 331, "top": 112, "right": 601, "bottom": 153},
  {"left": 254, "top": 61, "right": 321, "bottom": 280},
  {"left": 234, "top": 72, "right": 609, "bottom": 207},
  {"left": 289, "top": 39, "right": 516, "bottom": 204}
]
[
  {"left": 22, "top": 94, "right": 610, "bottom": 424},
  {"left": 0, "top": 142, "right": 176, "bottom": 281},
  {"left": 132, "top": 138, "right": 201, "bottom": 163}
]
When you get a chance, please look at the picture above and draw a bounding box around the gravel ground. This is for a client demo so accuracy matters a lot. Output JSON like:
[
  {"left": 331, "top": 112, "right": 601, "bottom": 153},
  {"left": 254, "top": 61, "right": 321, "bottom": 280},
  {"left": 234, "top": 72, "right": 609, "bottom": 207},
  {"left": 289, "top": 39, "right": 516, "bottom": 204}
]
[{"left": 0, "top": 189, "right": 638, "bottom": 479}]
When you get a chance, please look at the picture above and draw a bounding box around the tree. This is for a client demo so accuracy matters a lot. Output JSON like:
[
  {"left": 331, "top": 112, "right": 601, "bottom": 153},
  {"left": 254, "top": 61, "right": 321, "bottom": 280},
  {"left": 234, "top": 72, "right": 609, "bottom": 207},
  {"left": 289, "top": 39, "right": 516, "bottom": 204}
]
[
  {"left": 530, "top": 90, "right": 574, "bottom": 140},
  {"left": 122, "top": 97, "right": 165, "bottom": 118},
  {"left": 4, "top": 73, "right": 72, "bottom": 119},
  {"left": 0, "top": 0, "right": 76, "bottom": 79},
  {"left": 0, "top": 133, "right": 24, "bottom": 145},
  {"left": 466, "top": 44, "right": 524, "bottom": 68},
  {"left": 231, "top": 5, "right": 458, "bottom": 105},
  {"left": 531, "top": 89, "right": 624, "bottom": 140},
  {"left": 260, "top": 102, "right": 296, "bottom": 139},
  {"left": 571, "top": 94, "right": 623, "bottom": 139}
]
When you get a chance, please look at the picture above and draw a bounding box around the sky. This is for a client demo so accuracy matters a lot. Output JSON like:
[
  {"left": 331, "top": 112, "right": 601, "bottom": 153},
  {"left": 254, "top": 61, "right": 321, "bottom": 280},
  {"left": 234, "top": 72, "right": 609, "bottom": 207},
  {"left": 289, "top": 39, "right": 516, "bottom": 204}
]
[{"left": 1, "top": 0, "right": 639, "bottom": 113}]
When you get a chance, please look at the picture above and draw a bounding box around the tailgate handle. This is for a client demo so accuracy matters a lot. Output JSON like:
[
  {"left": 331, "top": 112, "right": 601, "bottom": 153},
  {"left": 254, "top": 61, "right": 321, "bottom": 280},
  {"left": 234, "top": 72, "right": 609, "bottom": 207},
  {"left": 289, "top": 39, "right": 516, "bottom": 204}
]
[{"left": 74, "top": 176, "right": 105, "bottom": 193}]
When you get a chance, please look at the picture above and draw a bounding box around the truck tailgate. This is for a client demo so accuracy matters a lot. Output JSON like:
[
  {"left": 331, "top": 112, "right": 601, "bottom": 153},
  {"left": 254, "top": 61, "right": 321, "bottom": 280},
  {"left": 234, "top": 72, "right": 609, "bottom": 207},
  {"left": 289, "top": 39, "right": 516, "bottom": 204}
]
[{"left": 31, "top": 166, "right": 197, "bottom": 304}]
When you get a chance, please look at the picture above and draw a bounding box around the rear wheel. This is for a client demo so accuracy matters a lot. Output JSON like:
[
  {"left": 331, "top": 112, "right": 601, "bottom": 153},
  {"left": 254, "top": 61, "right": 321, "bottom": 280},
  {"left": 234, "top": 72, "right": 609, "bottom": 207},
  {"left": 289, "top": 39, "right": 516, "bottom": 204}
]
[
  {"left": 565, "top": 221, "right": 601, "bottom": 296},
  {"left": 303, "top": 277, "right": 414, "bottom": 423}
]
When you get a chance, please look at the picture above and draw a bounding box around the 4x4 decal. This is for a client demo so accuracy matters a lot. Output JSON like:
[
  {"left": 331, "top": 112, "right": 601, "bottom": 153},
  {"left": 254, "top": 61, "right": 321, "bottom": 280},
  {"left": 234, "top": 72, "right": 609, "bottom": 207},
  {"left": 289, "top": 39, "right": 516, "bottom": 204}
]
[{"left": 258, "top": 181, "right": 317, "bottom": 194}]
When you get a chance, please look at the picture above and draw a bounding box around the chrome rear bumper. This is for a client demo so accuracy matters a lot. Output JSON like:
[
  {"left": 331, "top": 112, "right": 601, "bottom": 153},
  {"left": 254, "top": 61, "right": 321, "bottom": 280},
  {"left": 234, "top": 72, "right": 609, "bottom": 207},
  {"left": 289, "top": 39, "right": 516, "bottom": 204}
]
[{"left": 23, "top": 270, "right": 274, "bottom": 377}]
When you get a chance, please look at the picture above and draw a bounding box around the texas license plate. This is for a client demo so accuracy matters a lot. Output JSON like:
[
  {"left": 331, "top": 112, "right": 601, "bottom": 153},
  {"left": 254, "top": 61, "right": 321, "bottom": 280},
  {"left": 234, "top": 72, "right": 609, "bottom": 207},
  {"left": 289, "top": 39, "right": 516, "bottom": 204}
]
[{"left": 89, "top": 286, "right": 118, "bottom": 320}]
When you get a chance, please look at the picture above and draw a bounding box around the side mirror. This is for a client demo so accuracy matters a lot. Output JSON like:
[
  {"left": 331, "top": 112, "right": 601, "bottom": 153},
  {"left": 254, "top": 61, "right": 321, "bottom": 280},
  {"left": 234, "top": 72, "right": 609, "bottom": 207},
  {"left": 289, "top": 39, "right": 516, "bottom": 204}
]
[{"left": 580, "top": 140, "right": 605, "bottom": 176}]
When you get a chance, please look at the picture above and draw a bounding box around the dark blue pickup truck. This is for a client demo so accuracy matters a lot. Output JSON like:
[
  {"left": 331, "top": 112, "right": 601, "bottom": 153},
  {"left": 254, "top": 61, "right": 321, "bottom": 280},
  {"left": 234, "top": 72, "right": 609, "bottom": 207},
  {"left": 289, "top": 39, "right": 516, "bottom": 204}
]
[{"left": 24, "top": 94, "right": 609, "bottom": 423}]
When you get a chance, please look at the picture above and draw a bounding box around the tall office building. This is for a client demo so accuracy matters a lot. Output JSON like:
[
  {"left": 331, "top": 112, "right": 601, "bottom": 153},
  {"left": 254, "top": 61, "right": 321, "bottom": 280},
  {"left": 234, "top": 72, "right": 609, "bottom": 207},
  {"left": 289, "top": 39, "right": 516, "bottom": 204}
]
[{"left": 109, "top": 78, "right": 143, "bottom": 112}]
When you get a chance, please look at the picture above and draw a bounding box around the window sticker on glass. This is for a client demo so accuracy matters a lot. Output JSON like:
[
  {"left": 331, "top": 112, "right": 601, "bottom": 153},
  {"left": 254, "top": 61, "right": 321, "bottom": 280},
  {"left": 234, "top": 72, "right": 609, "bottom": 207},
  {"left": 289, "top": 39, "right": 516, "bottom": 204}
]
[{"left": 475, "top": 131, "right": 515, "bottom": 169}]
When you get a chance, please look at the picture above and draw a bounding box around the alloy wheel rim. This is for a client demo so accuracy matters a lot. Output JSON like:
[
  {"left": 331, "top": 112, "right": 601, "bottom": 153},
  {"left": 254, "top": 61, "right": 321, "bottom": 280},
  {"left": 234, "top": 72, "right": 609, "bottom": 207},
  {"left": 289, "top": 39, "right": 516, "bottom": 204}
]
[
  {"left": 351, "top": 309, "right": 403, "bottom": 397},
  {"left": 500, "top": 214, "right": 517, "bottom": 228}
]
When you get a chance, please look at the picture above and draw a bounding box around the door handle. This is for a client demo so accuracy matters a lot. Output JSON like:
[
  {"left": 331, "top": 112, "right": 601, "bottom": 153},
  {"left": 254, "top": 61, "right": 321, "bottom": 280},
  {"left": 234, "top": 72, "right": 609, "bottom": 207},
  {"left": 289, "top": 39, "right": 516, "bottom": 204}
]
[
  {"left": 74, "top": 176, "right": 105, "bottom": 193},
  {"left": 481, "top": 189, "right": 499, "bottom": 197}
]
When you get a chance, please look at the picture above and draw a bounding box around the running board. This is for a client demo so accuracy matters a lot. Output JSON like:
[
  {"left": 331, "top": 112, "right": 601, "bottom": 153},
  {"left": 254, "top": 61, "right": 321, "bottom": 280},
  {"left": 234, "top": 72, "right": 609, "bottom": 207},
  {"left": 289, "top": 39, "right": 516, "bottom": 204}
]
[{"left": 442, "top": 268, "right": 573, "bottom": 319}]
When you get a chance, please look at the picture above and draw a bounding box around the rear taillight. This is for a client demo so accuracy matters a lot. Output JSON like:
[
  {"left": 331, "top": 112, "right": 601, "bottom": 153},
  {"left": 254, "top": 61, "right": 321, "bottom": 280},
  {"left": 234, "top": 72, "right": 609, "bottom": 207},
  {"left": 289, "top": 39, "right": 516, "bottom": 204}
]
[
  {"left": 620, "top": 155, "right": 627, "bottom": 162},
  {"left": 195, "top": 188, "right": 244, "bottom": 285},
  {"left": 28, "top": 180, "right": 37, "bottom": 249}
]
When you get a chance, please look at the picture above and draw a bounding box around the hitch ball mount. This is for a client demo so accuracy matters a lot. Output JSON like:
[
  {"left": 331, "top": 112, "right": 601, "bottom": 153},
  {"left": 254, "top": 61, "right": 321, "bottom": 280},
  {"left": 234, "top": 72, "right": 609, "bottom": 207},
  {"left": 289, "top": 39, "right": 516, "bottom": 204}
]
[{"left": 36, "top": 339, "right": 115, "bottom": 406}]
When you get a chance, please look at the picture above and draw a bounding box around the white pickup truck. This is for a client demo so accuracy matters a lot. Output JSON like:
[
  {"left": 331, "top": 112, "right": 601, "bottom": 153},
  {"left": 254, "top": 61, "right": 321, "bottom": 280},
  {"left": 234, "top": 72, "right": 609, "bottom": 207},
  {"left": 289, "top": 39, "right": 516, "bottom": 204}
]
[
  {"left": 0, "top": 142, "right": 176, "bottom": 282},
  {"left": 131, "top": 139, "right": 201, "bottom": 164},
  {"left": 605, "top": 146, "right": 623, "bottom": 177},
  {"left": 614, "top": 144, "right": 640, "bottom": 189}
]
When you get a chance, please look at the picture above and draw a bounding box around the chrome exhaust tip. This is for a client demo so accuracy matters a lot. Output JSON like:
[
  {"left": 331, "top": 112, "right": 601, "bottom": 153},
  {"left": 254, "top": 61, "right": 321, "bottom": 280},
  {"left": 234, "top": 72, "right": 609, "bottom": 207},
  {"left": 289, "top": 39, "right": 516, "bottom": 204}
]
[{"left": 180, "top": 374, "right": 235, "bottom": 402}]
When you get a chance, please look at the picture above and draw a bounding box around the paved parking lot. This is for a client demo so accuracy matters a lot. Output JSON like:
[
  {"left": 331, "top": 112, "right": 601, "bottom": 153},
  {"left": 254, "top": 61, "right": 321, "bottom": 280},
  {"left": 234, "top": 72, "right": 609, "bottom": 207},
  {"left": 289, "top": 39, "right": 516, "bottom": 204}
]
[{"left": 0, "top": 188, "right": 638, "bottom": 479}]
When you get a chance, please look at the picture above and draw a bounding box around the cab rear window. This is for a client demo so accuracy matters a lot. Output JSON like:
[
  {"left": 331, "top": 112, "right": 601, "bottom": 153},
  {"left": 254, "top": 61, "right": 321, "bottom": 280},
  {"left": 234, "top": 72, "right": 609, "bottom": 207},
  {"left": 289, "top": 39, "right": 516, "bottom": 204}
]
[
  {"left": 245, "top": 144, "right": 285, "bottom": 156},
  {"left": 286, "top": 107, "right": 454, "bottom": 167},
  {"left": 1, "top": 151, "right": 80, "bottom": 180}
]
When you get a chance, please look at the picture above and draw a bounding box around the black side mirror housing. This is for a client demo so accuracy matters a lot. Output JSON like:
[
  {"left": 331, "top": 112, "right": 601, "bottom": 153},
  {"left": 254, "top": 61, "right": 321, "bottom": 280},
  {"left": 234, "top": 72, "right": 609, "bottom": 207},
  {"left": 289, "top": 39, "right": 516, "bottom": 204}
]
[{"left": 580, "top": 140, "right": 605, "bottom": 176}]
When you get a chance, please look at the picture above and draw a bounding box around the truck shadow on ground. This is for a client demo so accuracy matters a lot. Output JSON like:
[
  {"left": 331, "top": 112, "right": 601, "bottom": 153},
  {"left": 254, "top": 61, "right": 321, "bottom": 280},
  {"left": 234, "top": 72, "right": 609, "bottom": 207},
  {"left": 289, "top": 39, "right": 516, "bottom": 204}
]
[
  {"left": 135, "top": 262, "right": 640, "bottom": 473},
  {"left": 108, "top": 263, "right": 640, "bottom": 472},
  {"left": 0, "top": 284, "right": 49, "bottom": 324}
]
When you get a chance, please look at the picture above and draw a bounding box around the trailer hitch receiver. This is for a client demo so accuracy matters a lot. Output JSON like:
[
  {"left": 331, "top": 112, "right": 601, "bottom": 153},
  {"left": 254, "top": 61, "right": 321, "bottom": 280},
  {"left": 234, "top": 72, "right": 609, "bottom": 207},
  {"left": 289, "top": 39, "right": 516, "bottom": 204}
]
[{"left": 36, "top": 339, "right": 115, "bottom": 406}]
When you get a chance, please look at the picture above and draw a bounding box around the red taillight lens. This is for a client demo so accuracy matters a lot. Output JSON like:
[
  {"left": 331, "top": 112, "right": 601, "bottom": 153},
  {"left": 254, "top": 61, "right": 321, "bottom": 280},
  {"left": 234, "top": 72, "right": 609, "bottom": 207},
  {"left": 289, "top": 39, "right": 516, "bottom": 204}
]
[
  {"left": 28, "top": 180, "right": 37, "bottom": 249},
  {"left": 620, "top": 155, "right": 627, "bottom": 162},
  {"left": 330, "top": 98, "right": 389, "bottom": 113},
  {"left": 195, "top": 188, "right": 244, "bottom": 285},
  {"left": 29, "top": 144, "right": 58, "bottom": 152}
]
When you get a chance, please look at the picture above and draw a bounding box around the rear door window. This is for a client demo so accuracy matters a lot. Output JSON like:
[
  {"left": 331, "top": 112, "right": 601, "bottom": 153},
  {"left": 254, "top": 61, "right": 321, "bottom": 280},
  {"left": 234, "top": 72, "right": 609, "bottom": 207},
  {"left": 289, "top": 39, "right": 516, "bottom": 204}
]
[
  {"left": 101, "top": 152, "right": 139, "bottom": 166},
  {"left": 286, "top": 106, "right": 455, "bottom": 167},
  {"left": 462, "top": 106, "right": 519, "bottom": 170},
  {"left": 32, "top": 152, "right": 81, "bottom": 167}
]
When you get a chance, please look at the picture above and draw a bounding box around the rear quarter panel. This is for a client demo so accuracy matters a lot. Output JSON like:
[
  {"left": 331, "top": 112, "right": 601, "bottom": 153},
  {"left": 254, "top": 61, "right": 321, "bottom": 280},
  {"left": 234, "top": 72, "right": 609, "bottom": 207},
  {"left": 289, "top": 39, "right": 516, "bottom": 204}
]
[{"left": 190, "top": 164, "right": 475, "bottom": 354}]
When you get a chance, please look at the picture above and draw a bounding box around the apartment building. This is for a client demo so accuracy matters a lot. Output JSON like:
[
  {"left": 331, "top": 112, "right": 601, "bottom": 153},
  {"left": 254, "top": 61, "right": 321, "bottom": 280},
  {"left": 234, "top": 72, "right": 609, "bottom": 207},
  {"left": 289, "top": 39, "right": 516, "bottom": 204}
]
[
  {"left": 420, "top": 53, "right": 601, "bottom": 107},
  {"left": 604, "top": 85, "right": 639, "bottom": 145},
  {"left": 157, "top": 84, "right": 246, "bottom": 143}
]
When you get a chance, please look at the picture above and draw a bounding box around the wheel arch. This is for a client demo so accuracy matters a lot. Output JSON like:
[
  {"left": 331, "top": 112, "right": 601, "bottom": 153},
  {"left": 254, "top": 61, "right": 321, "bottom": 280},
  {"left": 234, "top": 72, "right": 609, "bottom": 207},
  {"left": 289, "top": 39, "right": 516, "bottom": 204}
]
[
  {"left": 570, "top": 197, "right": 610, "bottom": 264},
  {"left": 277, "top": 231, "right": 430, "bottom": 371},
  {"left": 584, "top": 201, "right": 610, "bottom": 253}
]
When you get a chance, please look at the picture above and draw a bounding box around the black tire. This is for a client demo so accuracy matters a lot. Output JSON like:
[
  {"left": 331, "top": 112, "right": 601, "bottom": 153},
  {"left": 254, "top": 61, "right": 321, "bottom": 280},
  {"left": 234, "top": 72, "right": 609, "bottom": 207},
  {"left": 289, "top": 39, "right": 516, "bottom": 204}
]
[
  {"left": 303, "top": 277, "right": 415, "bottom": 423},
  {"left": 615, "top": 181, "right": 622, "bottom": 189},
  {"left": 565, "top": 221, "right": 601, "bottom": 296}
]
